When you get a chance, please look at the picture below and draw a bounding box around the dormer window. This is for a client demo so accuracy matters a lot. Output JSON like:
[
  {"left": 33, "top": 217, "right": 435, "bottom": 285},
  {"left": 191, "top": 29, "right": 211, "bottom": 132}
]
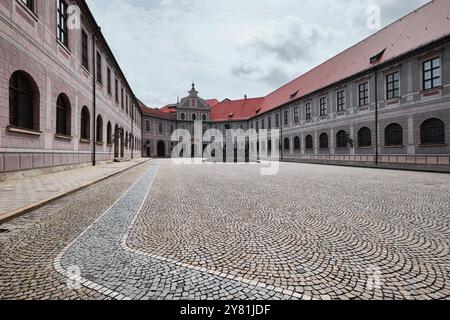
[{"left": 290, "top": 90, "right": 299, "bottom": 100}]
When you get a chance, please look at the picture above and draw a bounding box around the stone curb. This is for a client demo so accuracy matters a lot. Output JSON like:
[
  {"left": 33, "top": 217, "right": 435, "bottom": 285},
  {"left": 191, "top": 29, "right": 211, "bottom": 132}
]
[{"left": 0, "top": 159, "right": 151, "bottom": 225}]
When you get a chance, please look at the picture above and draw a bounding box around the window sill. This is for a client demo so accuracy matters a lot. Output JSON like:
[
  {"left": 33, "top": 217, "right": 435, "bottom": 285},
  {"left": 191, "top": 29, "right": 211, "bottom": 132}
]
[
  {"left": 421, "top": 88, "right": 442, "bottom": 97},
  {"left": 319, "top": 115, "right": 327, "bottom": 119},
  {"left": 385, "top": 98, "right": 400, "bottom": 105},
  {"left": 384, "top": 145, "right": 404, "bottom": 148},
  {"left": 16, "top": 0, "right": 38, "bottom": 21},
  {"left": 55, "top": 134, "right": 73, "bottom": 141},
  {"left": 357, "top": 146, "right": 373, "bottom": 149},
  {"left": 57, "top": 40, "right": 71, "bottom": 55},
  {"left": 96, "top": 142, "right": 104, "bottom": 146},
  {"left": 336, "top": 147, "right": 349, "bottom": 150},
  {"left": 7, "top": 126, "right": 41, "bottom": 136},
  {"left": 358, "top": 105, "right": 369, "bottom": 110},
  {"left": 419, "top": 143, "right": 447, "bottom": 148},
  {"left": 336, "top": 111, "right": 346, "bottom": 115},
  {"left": 107, "top": 143, "right": 112, "bottom": 147},
  {"left": 80, "top": 138, "right": 91, "bottom": 144},
  {"left": 81, "top": 65, "right": 90, "bottom": 75}
]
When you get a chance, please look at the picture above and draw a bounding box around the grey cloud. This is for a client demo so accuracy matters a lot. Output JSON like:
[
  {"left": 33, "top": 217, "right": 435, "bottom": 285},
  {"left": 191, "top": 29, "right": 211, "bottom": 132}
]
[
  {"left": 231, "top": 64, "right": 290, "bottom": 87},
  {"left": 242, "top": 17, "right": 326, "bottom": 64}
]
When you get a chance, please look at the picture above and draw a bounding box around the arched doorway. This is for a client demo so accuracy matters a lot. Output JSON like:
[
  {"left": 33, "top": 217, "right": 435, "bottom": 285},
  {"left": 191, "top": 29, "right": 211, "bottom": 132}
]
[
  {"left": 157, "top": 140, "right": 165, "bottom": 157},
  {"left": 120, "top": 128, "right": 125, "bottom": 158},
  {"left": 114, "top": 124, "right": 119, "bottom": 158}
]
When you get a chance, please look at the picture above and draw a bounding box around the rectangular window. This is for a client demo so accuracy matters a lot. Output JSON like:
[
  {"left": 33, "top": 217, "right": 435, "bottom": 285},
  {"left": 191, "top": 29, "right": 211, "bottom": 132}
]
[
  {"left": 256, "top": 121, "right": 259, "bottom": 132},
  {"left": 96, "top": 52, "right": 102, "bottom": 85},
  {"left": 293, "top": 107, "right": 299, "bottom": 123},
  {"left": 107, "top": 68, "right": 112, "bottom": 95},
  {"left": 320, "top": 97, "right": 327, "bottom": 116},
  {"left": 115, "top": 79, "right": 119, "bottom": 103},
  {"left": 275, "top": 114, "right": 280, "bottom": 128},
  {"left": 121, "top": 88, "right": 124, "bottom": 109},
  {"left": 20, "top": 0, "right": 34, "bottom": 12},
  {"left": 268, "top": 117, "right": 271, "bottom": 129},
  {"left": 159, "top": 123, "right": 163, "bottom": 134},
  {"left": 57, "top": 0, "right": 68, "bottom": 47},
  {"left": 423, "top": 57, "right": 441, "bottom": 90},
  {"left": 261, "top": 119, "right": 265, "bottom": 130},
  {"left": 359, "top": 82, "right": 369, "bottom": 106},
  {"left": 81, "top": 30, "right": 89, "bottom": 71},
  {"left": 284, "top": 110, "right": 289, "bottom": 125},
  {"left": 337, "top": 90, "right": 345, "bottom": 112},
  {"left": 305, "top": 103, "right": 312, "bottom": 120},
  {"left": 145, "top": 120, "right": 150, "bottom": 132},
  {"left": 386, "top": 72, "right": 400, "bottom": 100}
]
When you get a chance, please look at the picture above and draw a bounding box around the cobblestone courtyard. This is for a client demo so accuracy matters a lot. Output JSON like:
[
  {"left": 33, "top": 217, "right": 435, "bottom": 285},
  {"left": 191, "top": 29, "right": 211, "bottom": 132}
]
[{"left": 0, "top": 160, "right": 449, "bottom": 300}]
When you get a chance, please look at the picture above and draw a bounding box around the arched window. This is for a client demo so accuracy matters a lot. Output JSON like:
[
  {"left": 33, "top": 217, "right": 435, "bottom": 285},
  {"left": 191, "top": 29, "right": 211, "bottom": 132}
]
[
  {"left": 358, "top": 127, "right": 372, "bottom": 147},
  {"left": 319, "top": 133, "right": 329, "bottom": 149},
  {"left": 96, "top": 115, "right": 103, "bottom": 143},
  {"left": 336, "top": 130, "right": 347, "bottom": 148},
  {"left": 284, "top": 138, "right": 290, "bottom": 150},
  {"left": 385, "top": 123, "right": 403, "bottom": 146},
  {"left": 192, "top": 114, "right": 197, "bottom": 121},
  {"left": 181, "top": 113, "right": 186, "bottom": 120},
  {"left": 202, "top": 114, "right": 207, "bottom": 121},
  {"left": 56, "top": 93, "right": 71, "bottom": 136},
  {"left": 80, "top": 106, "right": 90, "bottom": 140},
  {"left": 294, "top": 136, "right": 301, "bottom": 150},
  {"left": 421, "top": 118, "right": 445, "bottom": 145},
  {"left": 9, "top": 70, "right": 40, "bottom": 130},
  {"left": 305, "top": 135, "right": 313, "bottom": 150},
  {"left": 107, "top": 121, "right": 112, "bottom": 145}
]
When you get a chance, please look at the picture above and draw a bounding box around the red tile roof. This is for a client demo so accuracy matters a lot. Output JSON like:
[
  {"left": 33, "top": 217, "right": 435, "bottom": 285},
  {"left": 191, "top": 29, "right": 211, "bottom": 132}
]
[
  {"left": 160, "top": 104, "right": 177, "bottom": 114},
  {"left": 138, "top": 100, "right": 176, "bottom": 120},
  {"left": 211, "top": 97, "right": 265, "bottom": 122},
  {"left": 141, "top": 1, "right": 449, "bottom": 123},
  {"left": 205, "top": 99, "right": 220, "bottom": 107},
  {"left": 259, "top": 0, "right": 450, "bottom": 114}
]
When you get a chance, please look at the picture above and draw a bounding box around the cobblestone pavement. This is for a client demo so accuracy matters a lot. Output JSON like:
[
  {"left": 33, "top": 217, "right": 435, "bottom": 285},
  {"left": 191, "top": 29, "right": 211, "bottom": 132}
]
[
  {"left": 0, "top": 159, "right": 449, "bottom": 300},
  {"left": 128, "top": 160, "right": 450, "bottom": 300},
  {"left": 0, "top": 159, "right": 148, "bottom": 220},
  {"left": 0, "top": 161, "right": 152, "bottom": 300}
]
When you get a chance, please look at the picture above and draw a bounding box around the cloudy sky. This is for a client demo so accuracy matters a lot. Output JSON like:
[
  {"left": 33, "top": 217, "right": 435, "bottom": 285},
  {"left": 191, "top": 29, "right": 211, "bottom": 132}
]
[{"left": 86, "top": 0, "right": 430, "bottom": 107}]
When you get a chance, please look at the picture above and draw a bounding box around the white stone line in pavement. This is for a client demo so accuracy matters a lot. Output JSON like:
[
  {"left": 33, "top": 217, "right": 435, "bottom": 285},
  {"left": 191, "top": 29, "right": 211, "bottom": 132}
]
[
  {"left": 52, "top": 165, "right": 157, "bottom": 300},
  {"left": 119, "top": 164, "right": 317, "bottom": 301},
  {"left": 54, "top": 160, "right": 319, "bottom": 300}
]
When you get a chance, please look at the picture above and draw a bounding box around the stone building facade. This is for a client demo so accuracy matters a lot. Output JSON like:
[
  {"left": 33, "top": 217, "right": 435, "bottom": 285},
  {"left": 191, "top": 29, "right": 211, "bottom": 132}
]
[
  {"left": 0, "top": 0, "right": 142, "bottom": 177},
  {"left": 141, "top": 0, "right": 450, "bottom": 170}
]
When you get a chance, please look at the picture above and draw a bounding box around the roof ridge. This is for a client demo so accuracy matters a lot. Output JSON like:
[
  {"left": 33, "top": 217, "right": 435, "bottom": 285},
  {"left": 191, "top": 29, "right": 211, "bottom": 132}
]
[{"left": 263, "top": 0, "right": 434, "bottom": 99}]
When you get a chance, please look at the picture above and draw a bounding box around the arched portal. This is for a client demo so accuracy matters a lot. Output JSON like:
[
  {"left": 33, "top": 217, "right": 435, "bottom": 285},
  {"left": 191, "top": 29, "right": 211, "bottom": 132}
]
[{"left": 157, "top": 140, "right": 166, "bottom": 157}]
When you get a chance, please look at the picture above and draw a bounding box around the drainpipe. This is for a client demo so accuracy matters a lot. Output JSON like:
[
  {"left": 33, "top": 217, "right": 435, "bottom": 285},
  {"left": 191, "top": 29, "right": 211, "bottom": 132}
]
[
  {"left": 279, "top": 108, "right": 283, "bottom": 161},
  {"left": 92, "top": 27, "right": 101, "bottom": 166},
  {"left": 131, "top": 101, "right": 134, "bottom": 160},
  {"left": 373, "top": 67, "right": 379, "bottom": 166}
]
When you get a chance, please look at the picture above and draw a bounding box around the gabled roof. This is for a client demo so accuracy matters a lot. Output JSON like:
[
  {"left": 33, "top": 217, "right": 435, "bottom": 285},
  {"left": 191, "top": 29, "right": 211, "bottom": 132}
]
[
  {"left": 259, "top": 0, "right": 450, "bottom": 114},
  {"left": 211, "top": 97, "right": 265, "bottom": 122},
  {"left": 138, "top": 100, "right": 176, "bottom": 121},
  {"left": 139, "top": 0, "right": 450, "bottom": 123}
]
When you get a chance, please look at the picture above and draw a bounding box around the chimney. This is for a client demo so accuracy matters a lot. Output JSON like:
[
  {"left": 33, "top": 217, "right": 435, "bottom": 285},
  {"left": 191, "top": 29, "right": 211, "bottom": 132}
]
[{"left": 244, "top": 94, "right": 247, "bottom": 100}]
